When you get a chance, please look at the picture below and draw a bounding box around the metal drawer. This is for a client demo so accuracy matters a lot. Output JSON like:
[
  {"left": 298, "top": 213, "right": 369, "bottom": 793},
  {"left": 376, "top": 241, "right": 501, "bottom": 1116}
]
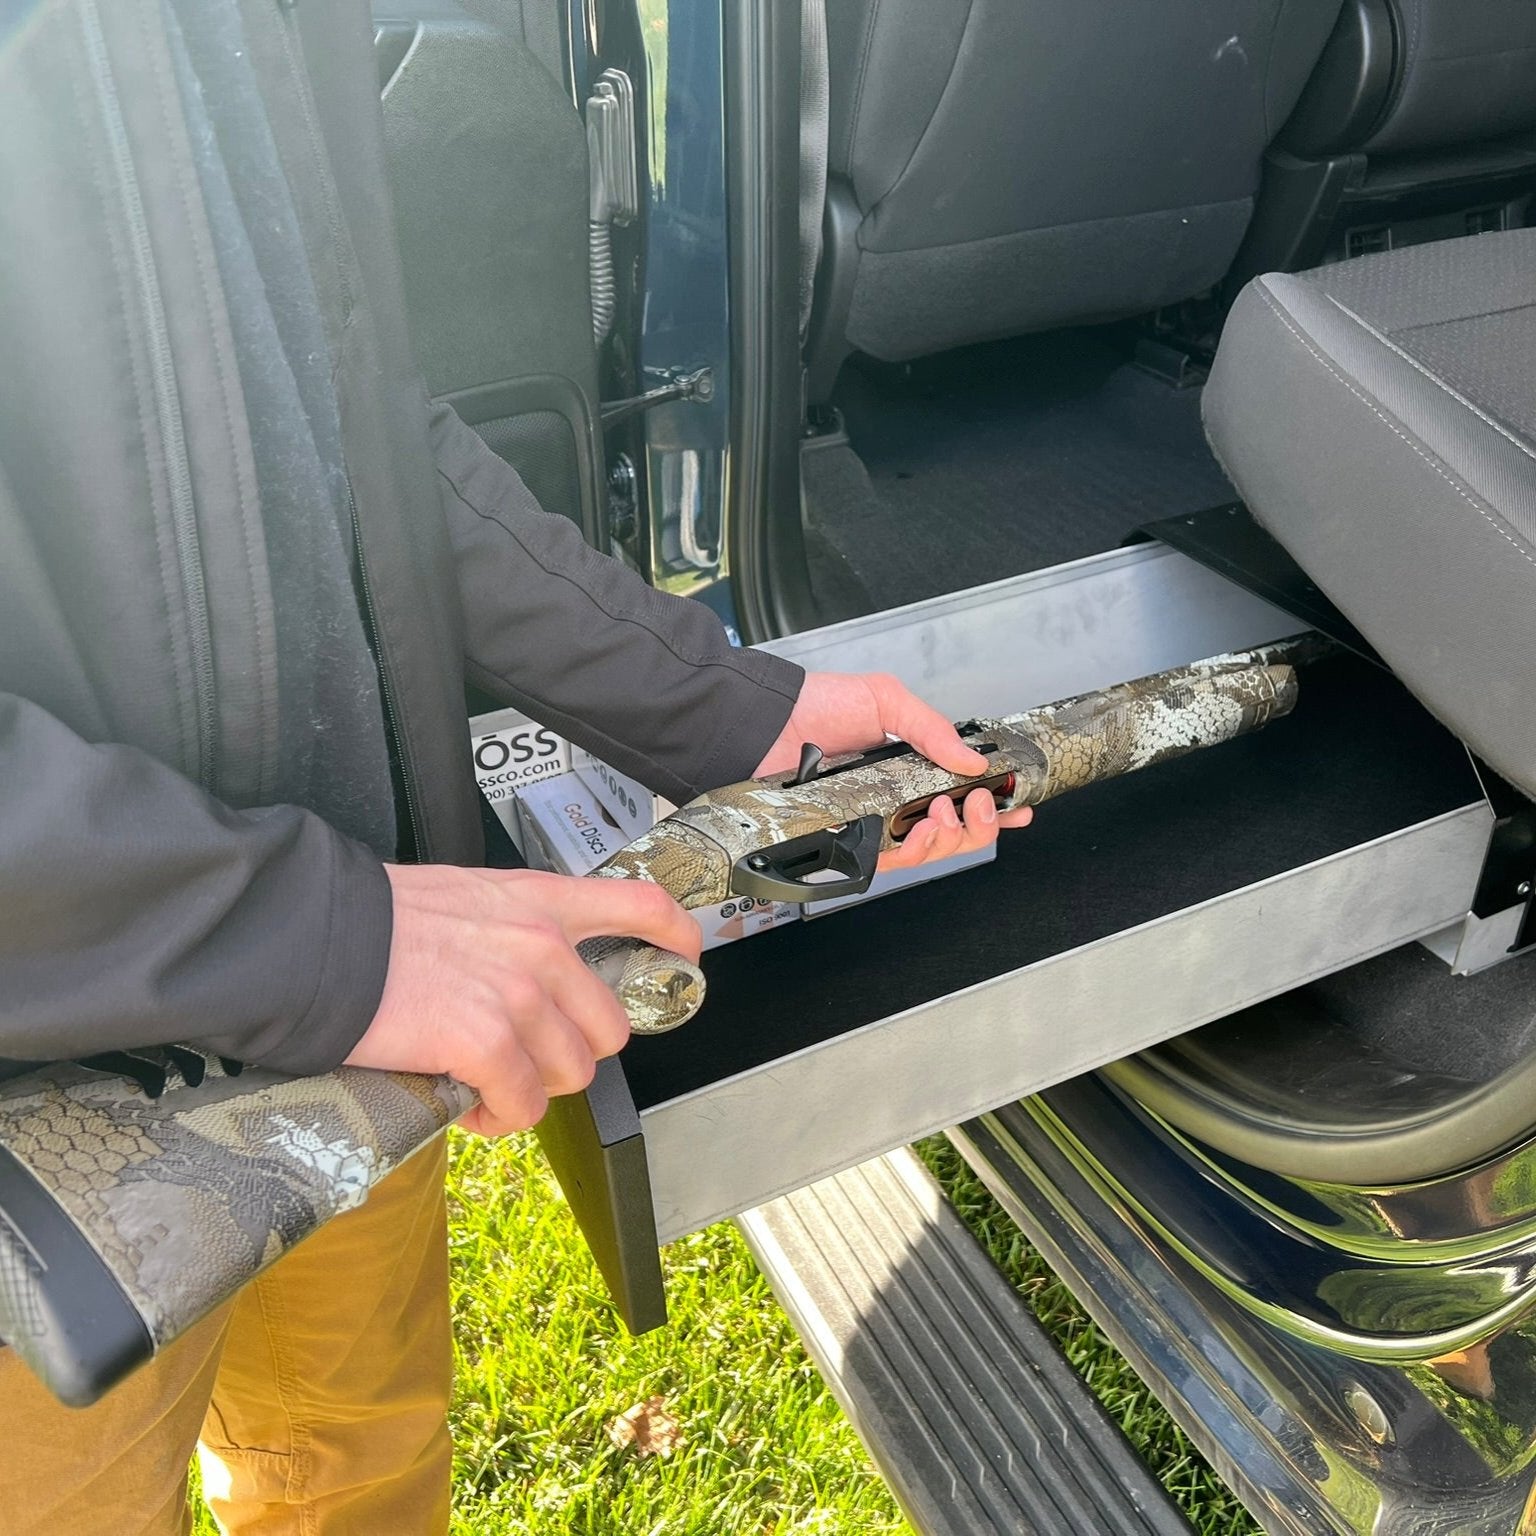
[{"left": 538, "top": 545, "right": 1491, "bottom": 1329}]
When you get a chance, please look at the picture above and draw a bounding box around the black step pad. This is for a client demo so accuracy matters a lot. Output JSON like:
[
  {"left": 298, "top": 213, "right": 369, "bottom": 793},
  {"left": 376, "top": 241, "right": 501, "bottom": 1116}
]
[{"left": 737, "top": 1149, "right": 1191, "bottom": 1536}]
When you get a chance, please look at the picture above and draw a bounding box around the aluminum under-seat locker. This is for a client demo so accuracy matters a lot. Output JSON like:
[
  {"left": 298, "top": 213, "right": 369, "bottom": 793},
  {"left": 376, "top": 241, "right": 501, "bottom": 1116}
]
[{"left": 536, "top": 532, "right": 1504, "bottom": 1331}]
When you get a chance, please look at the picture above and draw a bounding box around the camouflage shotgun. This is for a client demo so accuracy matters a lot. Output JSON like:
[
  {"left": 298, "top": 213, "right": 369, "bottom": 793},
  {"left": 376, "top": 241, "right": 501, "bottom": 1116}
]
[{"left": 0, "top": 640, "right": 1310, "bottom": 1405}]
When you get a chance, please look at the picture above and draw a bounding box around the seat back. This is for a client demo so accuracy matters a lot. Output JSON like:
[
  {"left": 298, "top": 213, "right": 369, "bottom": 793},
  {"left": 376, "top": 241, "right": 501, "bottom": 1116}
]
[
  {"left": 820, "top": 0, "right": 1343, "bottom": 365},
  {"left": 1361, "top": 0, "right": 1536, "bottom": 156},
  {"left": 376, "top": 0, "right": 603, "bottom": 540}
]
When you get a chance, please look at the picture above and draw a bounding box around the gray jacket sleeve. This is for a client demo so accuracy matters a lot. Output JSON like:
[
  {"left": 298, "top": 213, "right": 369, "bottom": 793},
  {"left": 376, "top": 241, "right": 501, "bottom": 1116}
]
[
  {"left": 0, "top": 693, "right": 392, "bottom": 1075},
  {"left": 429, "top": 403, "right": 805, "bottom": 805}
]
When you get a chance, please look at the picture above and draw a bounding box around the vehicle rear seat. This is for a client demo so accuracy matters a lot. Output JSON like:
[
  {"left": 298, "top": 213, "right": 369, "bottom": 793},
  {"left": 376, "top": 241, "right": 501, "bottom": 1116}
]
[
  {"left": 804, "top": 0, "right": 1342, "bottom": 396},
  {"left": 1286, "top": 0, "right": 1536, "bottom": 159},
  {"left": 1235, "top": 0, "right": 1536, "bottom": 282},
  {"left": 1204, "top": 228, "right": 1536, "bottom": 798}
]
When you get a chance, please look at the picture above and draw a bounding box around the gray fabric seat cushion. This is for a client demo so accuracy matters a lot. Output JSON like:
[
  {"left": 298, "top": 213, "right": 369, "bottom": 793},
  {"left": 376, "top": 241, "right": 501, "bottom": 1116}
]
[{"left": 1204, "top": 230, "right": 1536, "bottom": 797}]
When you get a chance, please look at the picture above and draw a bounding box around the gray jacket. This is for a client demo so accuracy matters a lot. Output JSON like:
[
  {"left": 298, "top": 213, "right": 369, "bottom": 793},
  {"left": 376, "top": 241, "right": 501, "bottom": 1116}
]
[{"left": 0, "top": 0, "right": 802, "bottom": 1074}]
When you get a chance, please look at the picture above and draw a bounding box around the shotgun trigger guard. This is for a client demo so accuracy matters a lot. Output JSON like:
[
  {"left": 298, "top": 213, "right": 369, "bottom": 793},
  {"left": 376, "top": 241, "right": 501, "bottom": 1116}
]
[{"left": 729, "top": 814, "right": 884, "bottom": 904}]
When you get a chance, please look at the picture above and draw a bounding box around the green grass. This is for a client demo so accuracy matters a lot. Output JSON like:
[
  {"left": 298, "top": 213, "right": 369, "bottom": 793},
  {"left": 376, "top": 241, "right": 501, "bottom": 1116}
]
[
  {"left": 442, "top": 1133, "right": 904, "bottom": 1535},
  {"left": 188, "top": 1127, "right": 1257, "bottom": 1534}
]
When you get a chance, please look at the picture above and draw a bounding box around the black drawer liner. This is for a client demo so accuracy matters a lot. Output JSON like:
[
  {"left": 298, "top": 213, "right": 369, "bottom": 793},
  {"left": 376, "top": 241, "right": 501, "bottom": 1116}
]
[{"left": 623, "top": 655, "right": 1480, "bottom": 1112}]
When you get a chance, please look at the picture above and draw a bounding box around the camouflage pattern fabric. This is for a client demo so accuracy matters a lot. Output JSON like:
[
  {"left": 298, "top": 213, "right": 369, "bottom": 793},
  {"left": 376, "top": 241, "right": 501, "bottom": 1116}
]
[{"left": 0, "top": 1058, "right": 472, "bottom": 1357}]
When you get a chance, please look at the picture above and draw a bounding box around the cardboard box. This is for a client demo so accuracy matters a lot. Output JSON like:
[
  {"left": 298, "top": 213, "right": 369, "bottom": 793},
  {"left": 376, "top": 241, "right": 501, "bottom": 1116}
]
[
  {"left": 803, "top": 841, "right": 996, "bottom": 919},
  {"left": 693, "top": 892, "right": 799, "bottom": 952},
  {"left": 468, "top": 708, "right": 571, "bottom": 840},
  {"left": 512, "top": 773, "right": 628, "bottom": 876},
  {"left": 514, "top": 773, "right": 797, "bottom": 951},
  {"left": 570, "top": 746, "right": 674, "bottom": 844}
]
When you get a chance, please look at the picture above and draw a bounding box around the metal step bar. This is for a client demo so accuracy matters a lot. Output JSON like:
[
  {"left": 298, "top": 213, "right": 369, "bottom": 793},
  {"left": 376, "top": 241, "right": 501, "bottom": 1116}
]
[{"left": 737, "top": 1147, "right": 1193, "bottom": 1536}]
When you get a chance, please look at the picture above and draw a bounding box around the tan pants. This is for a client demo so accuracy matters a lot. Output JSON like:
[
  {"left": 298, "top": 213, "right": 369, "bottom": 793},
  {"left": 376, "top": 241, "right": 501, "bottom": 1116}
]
[{"left": 0, "top": 1140, "right": 452, "bottom": 1536}]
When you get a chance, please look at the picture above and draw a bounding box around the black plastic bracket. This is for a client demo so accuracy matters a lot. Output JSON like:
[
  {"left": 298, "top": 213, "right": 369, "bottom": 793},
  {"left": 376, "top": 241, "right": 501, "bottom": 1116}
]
[
  {"left": 1467, "top": 756, "right": 1536, "bottom": 953},
  {"left": 484, "top": 813, "right": 669, "bottom": 1334},
  {"left": 1139, "top": 503, "right": 1381, "bottom": 664},
  {"left": 0, "top": 1145, "right": 153, "bottom": 1407}
]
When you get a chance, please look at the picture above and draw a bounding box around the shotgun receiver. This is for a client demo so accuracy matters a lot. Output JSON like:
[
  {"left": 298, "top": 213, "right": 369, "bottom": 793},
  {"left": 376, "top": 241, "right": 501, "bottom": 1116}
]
[{"left": 0, "top": 641, "right": 1306, "bottom": 1405}]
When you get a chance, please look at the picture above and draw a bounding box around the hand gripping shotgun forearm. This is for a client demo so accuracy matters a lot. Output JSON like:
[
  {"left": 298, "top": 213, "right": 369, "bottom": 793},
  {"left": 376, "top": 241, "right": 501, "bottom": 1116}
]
[{"left": 0, "top": 639, "right": 1312, "bottom": 1405}]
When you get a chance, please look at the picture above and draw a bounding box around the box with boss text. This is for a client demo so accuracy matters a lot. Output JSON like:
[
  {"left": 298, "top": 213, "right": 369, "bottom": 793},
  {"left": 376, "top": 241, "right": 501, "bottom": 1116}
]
[
  {"left": 802, "top": 840, "right": 996, "bottom": 918},
  {"left": 513, "top": 773, "right": 798, "bottom": 952},
  {"left": 570, "top": 746, "right": 674, "bottom": 844},
  {"left": 468, "top": 707, "right": 570, "bottom": 842}
]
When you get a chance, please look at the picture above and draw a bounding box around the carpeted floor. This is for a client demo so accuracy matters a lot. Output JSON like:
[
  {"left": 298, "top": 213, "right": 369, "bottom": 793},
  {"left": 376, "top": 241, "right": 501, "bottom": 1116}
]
[
  {"left": 1309, "top": 943, "right": 1536, "bottom": 1086},
  {"left": 803, "top": 328, "right": 1235, "bottom": 611}
]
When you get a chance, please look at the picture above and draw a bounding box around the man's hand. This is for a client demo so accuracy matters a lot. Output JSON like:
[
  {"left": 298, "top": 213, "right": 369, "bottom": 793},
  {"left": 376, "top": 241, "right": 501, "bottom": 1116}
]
[
  {"left": 754, "top": 671, "right": 1034, "bottom": 870},
  {"left": 344, "top": 865, "right": 702, "bottom": 1137}
]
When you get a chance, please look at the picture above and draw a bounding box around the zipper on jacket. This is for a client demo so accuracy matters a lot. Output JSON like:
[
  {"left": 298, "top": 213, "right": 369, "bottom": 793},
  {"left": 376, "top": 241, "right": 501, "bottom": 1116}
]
[
  {"left": 349, "top": 489, "right": 424, "bottom": 862},
  {"left": 79, "top": 0, "right": 218, "bottom": 792}
]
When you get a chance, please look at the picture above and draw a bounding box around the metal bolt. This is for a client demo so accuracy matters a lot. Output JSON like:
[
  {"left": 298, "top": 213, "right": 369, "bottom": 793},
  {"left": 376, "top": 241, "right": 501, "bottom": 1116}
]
[
  {"left": 1519, "top": 881, "right": 1533, "bottom": 899},
  {"left": 748, "top": 855, "right": 769, "bottom": 871},
  {"left": 608, "top": 453, "right": 637, "bottom": 498},
  {"left": 1344, "top": 1384, "right": 1393, "bottom": 1446}
]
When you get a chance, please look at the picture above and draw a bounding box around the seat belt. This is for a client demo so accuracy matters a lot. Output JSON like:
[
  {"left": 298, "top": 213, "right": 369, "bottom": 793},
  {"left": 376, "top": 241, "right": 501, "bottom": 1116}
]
[{"left": 799, "top": 0, "right": 830, "bottom": 342}]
